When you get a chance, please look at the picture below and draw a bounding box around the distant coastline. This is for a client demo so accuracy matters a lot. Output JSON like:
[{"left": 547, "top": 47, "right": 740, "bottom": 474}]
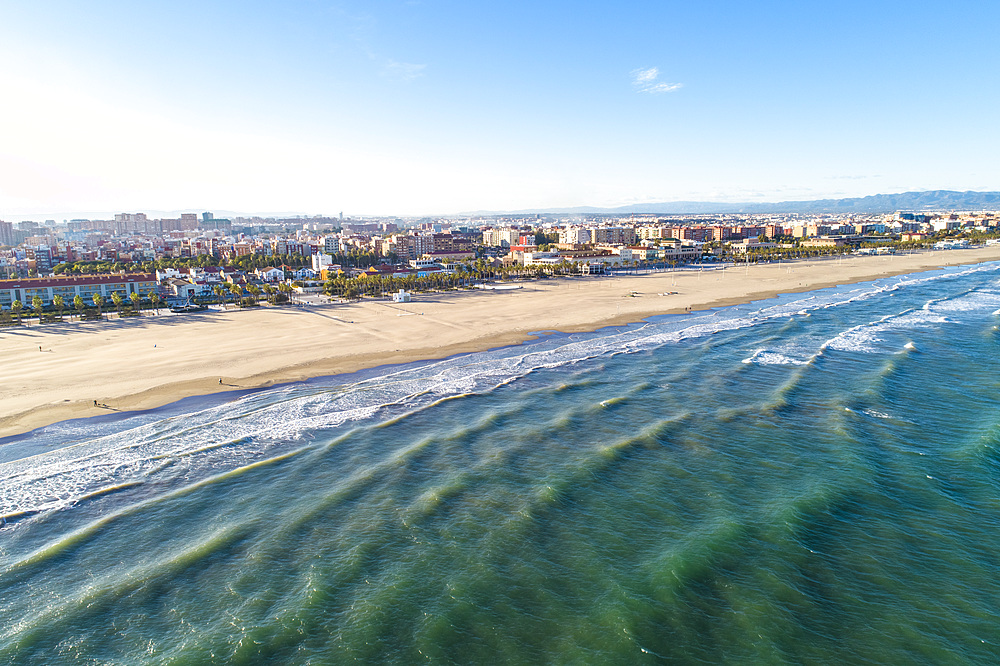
[{"left": 3, "top": 245, "right": 1000, "bottom": 440}]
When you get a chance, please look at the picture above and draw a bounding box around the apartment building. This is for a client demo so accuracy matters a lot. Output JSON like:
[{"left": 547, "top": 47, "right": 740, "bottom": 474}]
[{"left": 0, "top": 273, "right": 158, "bottom": 308}]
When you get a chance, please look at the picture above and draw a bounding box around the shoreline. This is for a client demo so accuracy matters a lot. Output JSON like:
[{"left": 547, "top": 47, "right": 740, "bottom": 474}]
[{"left": 3, "top": 246, "right": 1000, "bottom": 440}]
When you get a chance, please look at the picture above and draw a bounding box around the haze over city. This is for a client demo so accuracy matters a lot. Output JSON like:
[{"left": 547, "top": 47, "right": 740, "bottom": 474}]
[{"left": 2, "top": 0, "right": 997, "bottom": 219}]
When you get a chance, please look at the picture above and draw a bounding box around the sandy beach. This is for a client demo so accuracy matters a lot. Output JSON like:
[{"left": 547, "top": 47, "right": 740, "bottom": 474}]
[{"left": 2, "top": 246, "right": 999, "bottom": 439}]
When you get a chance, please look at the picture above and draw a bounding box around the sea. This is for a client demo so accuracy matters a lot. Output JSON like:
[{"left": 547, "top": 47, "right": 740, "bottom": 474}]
[{"left": 3, "top": 261, "right": 1000, "bottom": 664}]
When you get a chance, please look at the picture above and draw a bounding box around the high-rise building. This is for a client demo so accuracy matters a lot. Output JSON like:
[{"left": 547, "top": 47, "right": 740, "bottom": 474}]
[
  {"left": 27, "top": 246, "right": 54, "bottom": 274},
  {"left": 0, "top": 221, "right": 13, "bottom": 246}
]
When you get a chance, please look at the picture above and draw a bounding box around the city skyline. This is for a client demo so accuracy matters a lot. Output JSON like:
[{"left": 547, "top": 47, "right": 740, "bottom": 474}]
[{"left": 2, "top": 1, "right": 998, "bottom": 218}]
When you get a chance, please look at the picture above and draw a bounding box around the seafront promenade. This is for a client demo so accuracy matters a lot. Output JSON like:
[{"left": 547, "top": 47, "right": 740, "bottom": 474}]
[{"left": 2, "top": 245, "right": 1000, "bottom": 439}]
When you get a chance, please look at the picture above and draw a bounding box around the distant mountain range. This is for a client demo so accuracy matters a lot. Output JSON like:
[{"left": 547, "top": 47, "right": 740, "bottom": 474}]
[{"left": 478, "top": 190, "right": 1000, "bottom": 216}]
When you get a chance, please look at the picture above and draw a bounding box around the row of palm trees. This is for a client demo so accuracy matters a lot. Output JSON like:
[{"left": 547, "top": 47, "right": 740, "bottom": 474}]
[
  {"left": 209, "top": 281, "right": 295, "bottom": 308},
  {"left": 1, "top": 278, "right": 308, "bottom": 326},
  {"left": 708, "top": 229, "right": 1000, "bottom": 264},
  {"left": 321, "top": 259, "right": 615, "bottom": 301},
  {"left": 52, "top": 252, "right": 314, "bottom": 276},
  {"left": 2, "top": 290, "right": 168, "bottom": 325}
]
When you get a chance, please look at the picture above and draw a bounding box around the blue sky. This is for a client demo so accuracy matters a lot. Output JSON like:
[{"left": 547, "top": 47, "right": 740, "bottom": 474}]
[{"left": 1, "top": 0, "right": 997, "bottom": 218}]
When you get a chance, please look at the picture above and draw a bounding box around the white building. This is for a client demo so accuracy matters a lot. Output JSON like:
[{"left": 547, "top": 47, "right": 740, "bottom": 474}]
[
  {"left": 312, "top": 252, "right": 334, "bottom": 272},
  {"left": 482, "top": 228, "right": 521, "bottom": 248},
  {"left": 256, "top": 266, "right": 285, "bottom": 281},
  {"left": 558, "top": 227, "right": 591, "bottom": 245}
]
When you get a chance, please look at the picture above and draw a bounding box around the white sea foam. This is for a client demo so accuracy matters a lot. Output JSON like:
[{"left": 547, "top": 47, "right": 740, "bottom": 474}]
[
  {"left": 822, "top": 282, "right": 1000, "bottom": 354},
  {"left": 932, "top": 291, "right": 1000, "bottom": 313},
  {"left": 741, "top": 350, "right": 810, "bottom": 366},
  {"left": 4, "top": 261, "right": 1000, "bottom": 522}
]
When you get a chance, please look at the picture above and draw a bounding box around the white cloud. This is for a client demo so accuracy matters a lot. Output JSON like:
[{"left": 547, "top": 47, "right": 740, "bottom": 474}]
[
  {"left": 632, "top": 67, "right": 659, "bottom": 83},
  {"left": 384, "top": 60, "right": 427, "bottom": 81},
  {"left": 631, "top": 66, "right": 682, "bottom": 94}
]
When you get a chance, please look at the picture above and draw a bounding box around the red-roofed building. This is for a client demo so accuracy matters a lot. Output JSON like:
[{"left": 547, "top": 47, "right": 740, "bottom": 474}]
[{"left": 0, "top": 273, "right": 157, "bottom": 308}]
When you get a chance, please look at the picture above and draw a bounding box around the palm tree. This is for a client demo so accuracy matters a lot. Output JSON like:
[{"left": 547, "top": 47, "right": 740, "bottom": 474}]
[
  {"left": 74, "top": 295, "right": 85, "bottom": 320},
  {"left": 111, "top": 292, "right": 124, "bottom": 317},
  {"left": 213, "top": 284, "right": 227, "bottom": 309},
  {"left": 11, "top": 299, "right": 23, "bottom": 325},
  {"left": 262, "top": 284, "right": 275, "bottom": 304},
  {"left": 343, "top": 283, "right": 361, "bottom": 301},
  {"left": 53, "top": 295, "right": 65, "bottom": 321},
  {"left": 32, "top": 296, "right": 44, "bottom": 323},
  {"left": 92, "top": 294, "right": 105, "bottom": 319},
  {"left": 229, "top": 282, "right": 243, "bottom": 307},
  {"left": 129, "top": 291, "right": 142, "bottom": 315},
  {"left": 149, "top": 291, "right": 161, "bottom": 314},
  {"left": 247, "top": 284, "right": 260, "bottom": 305}
]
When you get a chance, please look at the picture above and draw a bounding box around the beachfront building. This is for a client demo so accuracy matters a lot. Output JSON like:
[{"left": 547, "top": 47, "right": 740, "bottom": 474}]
[
  {"left": 730, "top": 239, "right": 780, "bottom": 253},
  {"left": 934, "top": 239, "right": 970, "bottom": 250},
  {"left": 163, "top": 277, "right": 200, "bottom": 300},
  {"left": 0, "top": 273, "right": 157, "bottom": 309},
  {"left": 522, "top": 251, "right": 624, "bottom": 269}
]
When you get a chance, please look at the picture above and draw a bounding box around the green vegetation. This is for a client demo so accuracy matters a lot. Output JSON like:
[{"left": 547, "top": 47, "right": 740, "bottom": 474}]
[
  {"left": 51, "top": 252, "right": 312, "bottom": 276},
  {"left": 712, "top": 228, "right": 1000, "bottom": 264},
  {"left": 322, "top": 260, "right": 590, "bottom": 300},
  {"left": 535, "top": 231, "right": 558, "bottom": 246}
]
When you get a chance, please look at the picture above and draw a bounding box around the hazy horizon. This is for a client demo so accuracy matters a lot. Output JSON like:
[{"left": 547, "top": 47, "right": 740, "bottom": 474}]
[{"left": 7, "top": 188, "right": 1000, "bottom": 224}]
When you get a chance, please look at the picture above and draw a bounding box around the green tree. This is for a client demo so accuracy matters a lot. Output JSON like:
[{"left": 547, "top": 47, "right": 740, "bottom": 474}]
[
  {"left": 53, "top": 295, "right": 65, "bottom": 321},
  {"left": 213, "top": 284, "right": 227, "bottom": 309},
  {"left": 111, "top": 292, "right": 124, "bottom": 317},
  {"left": 149, "top": 291, "right": 161, "bottom": 313},
  {"left": 11, "top": 299, "right": 23, "bottom": 325},
  {"left": 32, "top": 296, "right": 44, "bottom": 322},
  {"left": 229, "top": 282, "right": 243, "bottom": 307},
  {"left": 92, "top": 294, "right": 105, "bottom": 318},
  {"left": 74, "top": 295, "right": 85, "bottom": 320},
  {"left": 129, "top": 291, "right": 142, "bottom": 314},
  {"left": 343, "top": 283, "right": 361, "bottom": 301}
]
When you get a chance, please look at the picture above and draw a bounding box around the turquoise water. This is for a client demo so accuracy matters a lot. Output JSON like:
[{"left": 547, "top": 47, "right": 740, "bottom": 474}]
[{"left": 3, "top": 263, "right": 1000, "bottom": 663}]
